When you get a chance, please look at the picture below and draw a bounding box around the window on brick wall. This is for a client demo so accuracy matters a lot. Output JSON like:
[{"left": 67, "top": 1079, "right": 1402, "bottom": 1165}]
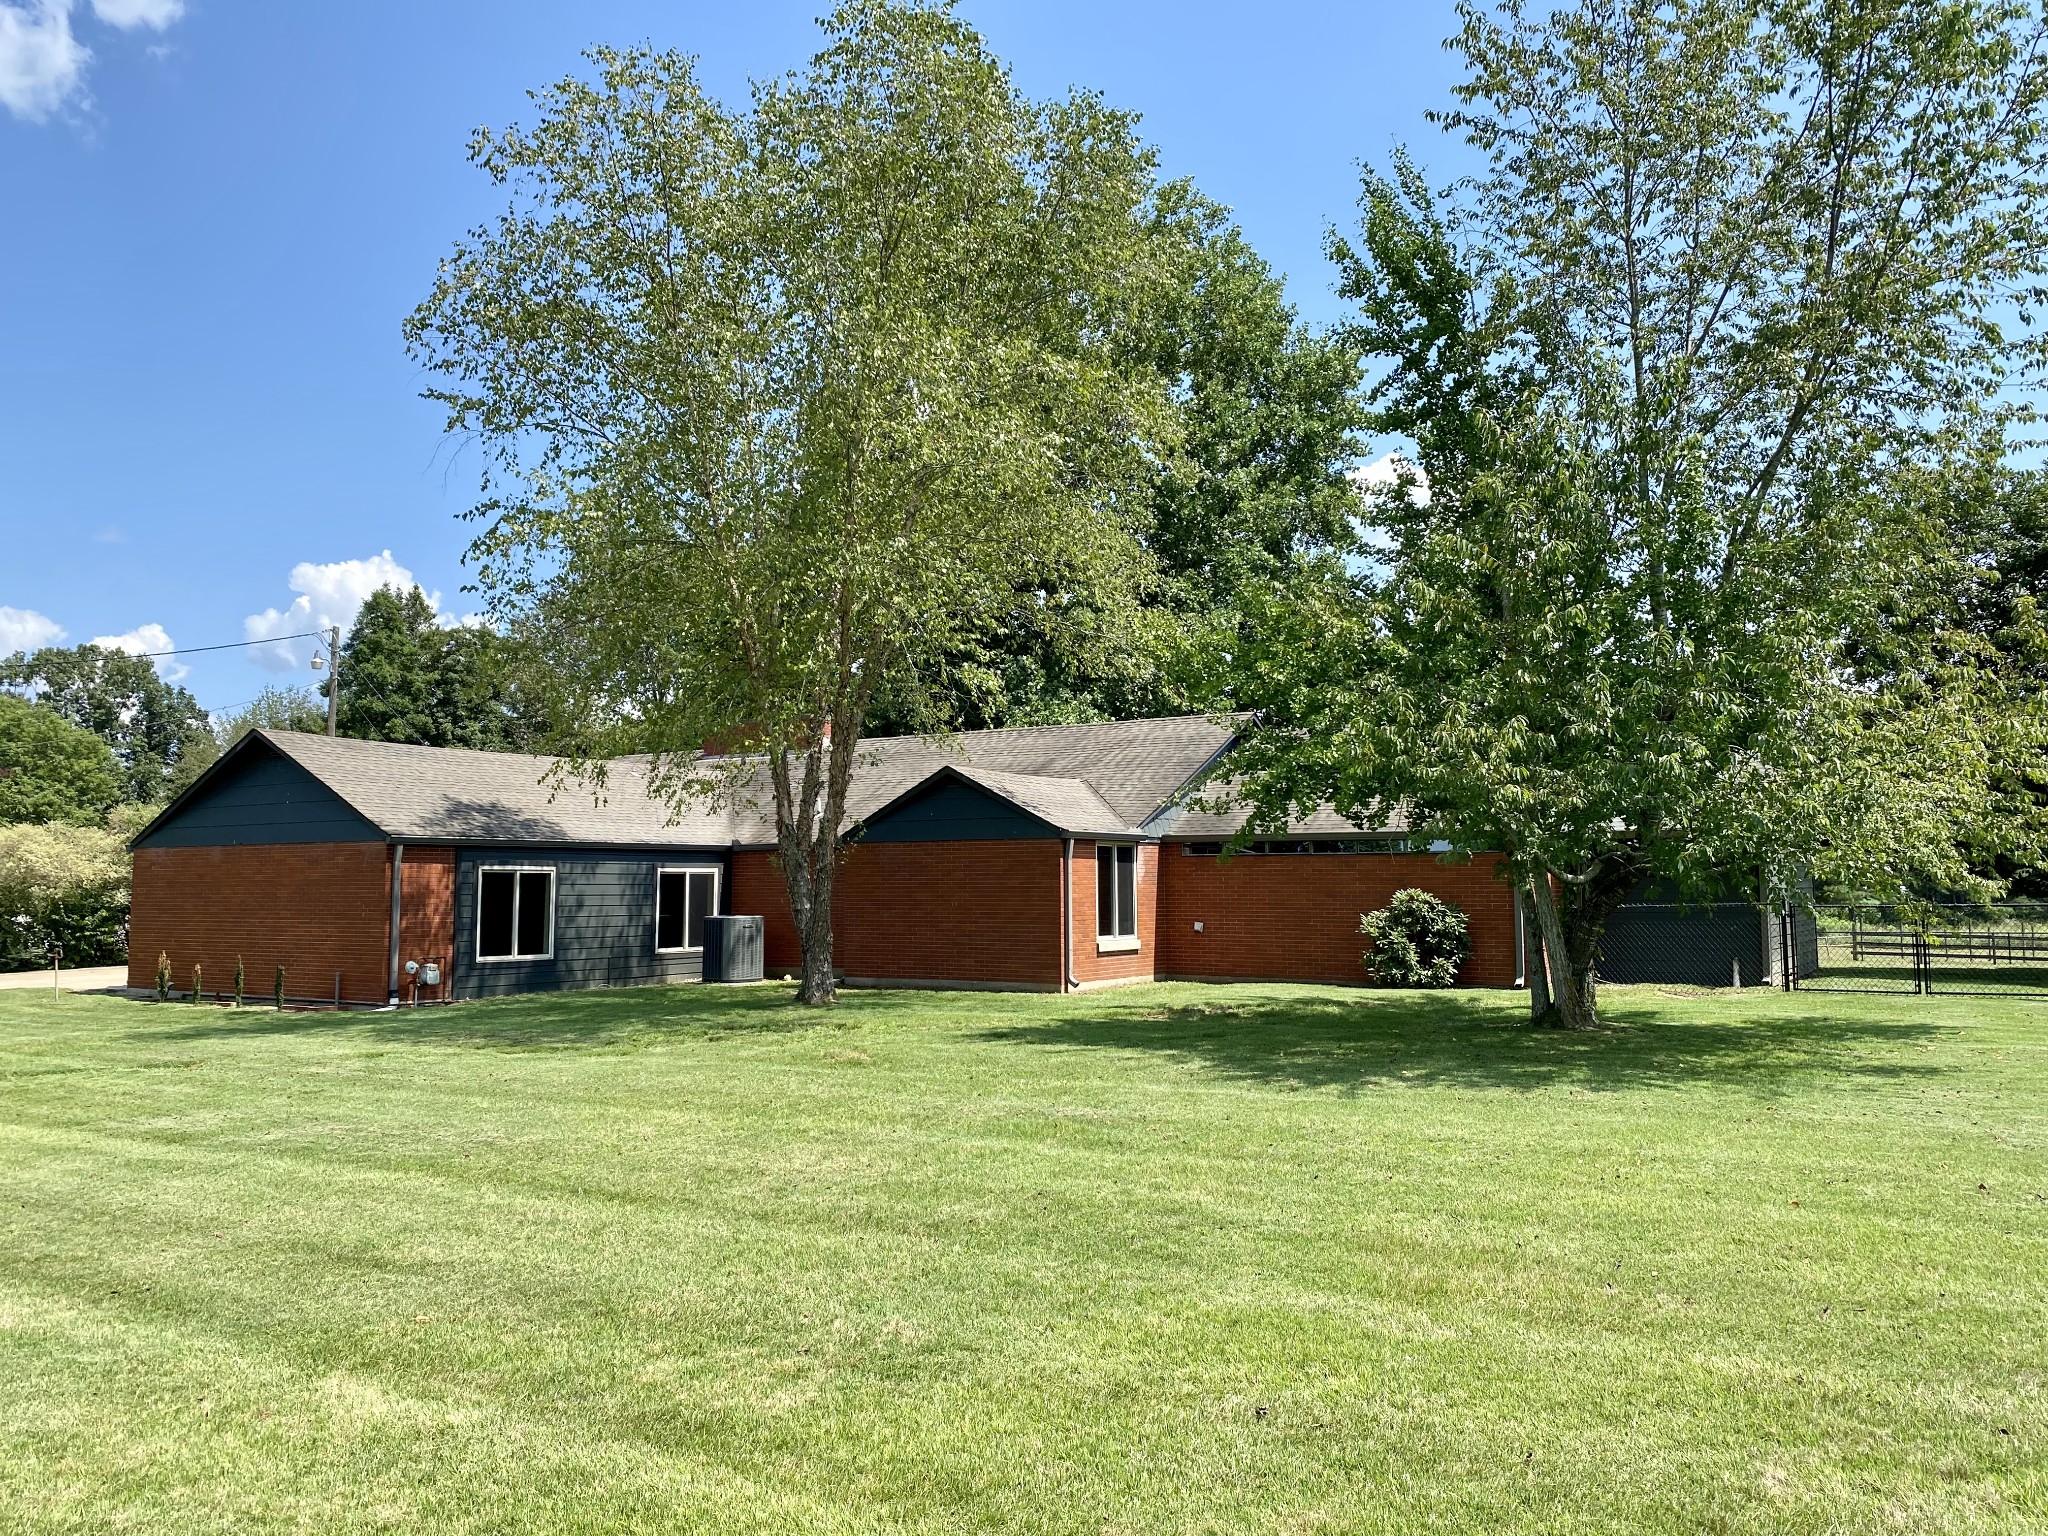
[
  {"left": 1096, "top": 843, "right": 1137, "bottom": 942},
  {"left": 478, "top": 867, "right": 554, "bottom": 961},
  {"left": 655, "top": 866, "right": 718, "bottom": 953}
]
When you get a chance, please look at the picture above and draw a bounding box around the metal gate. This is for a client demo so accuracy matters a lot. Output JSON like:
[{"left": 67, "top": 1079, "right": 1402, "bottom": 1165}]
[{"left": 1784, "top": 904, "right": 2048, "bottom": 998}]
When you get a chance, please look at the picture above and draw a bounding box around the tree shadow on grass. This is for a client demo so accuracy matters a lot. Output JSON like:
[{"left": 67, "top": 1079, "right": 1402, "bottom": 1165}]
[
  {"left": 143, "top": 980, "right": 1957, "bottom": 1091},
  {"left": 979, "top": 986, "right": 1957, "bottom": 1096},
  {"left": 145, "top": 981, "right": 835, "bottom": 1052}
]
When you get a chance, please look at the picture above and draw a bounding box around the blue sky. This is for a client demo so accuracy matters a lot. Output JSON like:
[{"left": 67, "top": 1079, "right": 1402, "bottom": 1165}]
[{"left": 0, "top": 0, "right": 1469, "bottom": 712}]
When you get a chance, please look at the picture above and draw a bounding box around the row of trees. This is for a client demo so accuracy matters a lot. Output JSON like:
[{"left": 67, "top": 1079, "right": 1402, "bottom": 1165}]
[
  {"left": 0, "top": 581, "right": 545, "bottom": 967},
  {"left": 0, "top": 584, "right": 548, "bottom": 965},
  {"left": 0, "top": 645, "right": 205, "bottom": 967},
  {"left": 0, "top": 692, "right": 140, "bottom": 968},
  {"left": 406, "top": 0, "right": 2048, "bottom": 1014}
]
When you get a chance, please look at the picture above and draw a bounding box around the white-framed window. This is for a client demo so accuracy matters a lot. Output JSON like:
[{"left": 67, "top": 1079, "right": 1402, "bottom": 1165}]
[
  {"left": 477, "top": 866, "right": 555, "bottom": 961},
  {"left": 1096, "top": 842, "right": 1138, "bottom": 949},
  {"left": 655, "top": 865, "right": 719, "bottom": 953}
]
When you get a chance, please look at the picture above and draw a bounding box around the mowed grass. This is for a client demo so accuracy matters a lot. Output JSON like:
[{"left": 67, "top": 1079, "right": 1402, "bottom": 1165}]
[{"left": 1, "top": 981, "right": 2044, "bottom": 1533}]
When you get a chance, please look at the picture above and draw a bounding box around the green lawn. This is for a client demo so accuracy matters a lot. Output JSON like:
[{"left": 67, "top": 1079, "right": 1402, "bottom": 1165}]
[{"left": 2, "top": 981, "right": 2044, "bottom": 1533}]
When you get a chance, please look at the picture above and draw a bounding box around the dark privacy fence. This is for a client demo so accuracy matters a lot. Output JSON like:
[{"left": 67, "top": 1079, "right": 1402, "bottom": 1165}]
[
  {"left": 1596, "top": 903, "right": 1781, "bottom": 989},
  {"left": 1593, "top": 901, "right": 2048, "bottom": 998}
]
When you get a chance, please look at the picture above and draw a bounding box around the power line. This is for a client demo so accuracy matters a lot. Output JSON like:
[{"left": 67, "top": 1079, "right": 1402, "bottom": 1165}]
[{"left": 130, "top": 631, "right": 327, "bottom": 660}]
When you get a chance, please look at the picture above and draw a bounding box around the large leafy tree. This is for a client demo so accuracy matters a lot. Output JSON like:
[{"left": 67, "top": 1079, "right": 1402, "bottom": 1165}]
[
  {"left": 0, "top": 644, "right": 211, "bottom": 804},
  {"left": 1889, "top": 460, "right": 2048, "bottom": 896},
  {"left": 406, "top": 2, "right": 1171, "bottom": 1003},
  {"left": 0, "top": 696, "right": 123, "bottom": 826},
  {"left": 1229, "top": 0, "right": 2048, "bottom": 1026},
  {"left": 868, "top": 184, "right": 1367, "bottom": 731},
  {"left": 333, "top": 586, "right": 544, "bottom": 751},
  {"left": 336, "top": 586, "right": 442, "bottom": 745}
]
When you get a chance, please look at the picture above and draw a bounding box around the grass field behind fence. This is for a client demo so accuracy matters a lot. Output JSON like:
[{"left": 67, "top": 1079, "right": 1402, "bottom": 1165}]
[{"left": 1, "top": 980, "right": 2044, "bottom": 1533}]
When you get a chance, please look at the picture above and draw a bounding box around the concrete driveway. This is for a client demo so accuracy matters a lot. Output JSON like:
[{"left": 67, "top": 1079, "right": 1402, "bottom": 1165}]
[{"left": 0, "top": 965, "right": 129, "bottom": 994}]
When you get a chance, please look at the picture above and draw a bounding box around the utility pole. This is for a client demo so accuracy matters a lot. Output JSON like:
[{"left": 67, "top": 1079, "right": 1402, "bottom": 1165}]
[{"left": 325, "top": 625, "right": 340, "bottom": 737}]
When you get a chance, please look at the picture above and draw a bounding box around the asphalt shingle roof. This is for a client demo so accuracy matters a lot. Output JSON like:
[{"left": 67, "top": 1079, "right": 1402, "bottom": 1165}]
[
  {"left": 1152, "top": 780, "right": 1413, "bottom": 839},
  {"left": 238, "top": 714, "right": 1244, "bottom": 847},
  {"left": 260, "top": 732, "right": 757, "bottom": 845}
]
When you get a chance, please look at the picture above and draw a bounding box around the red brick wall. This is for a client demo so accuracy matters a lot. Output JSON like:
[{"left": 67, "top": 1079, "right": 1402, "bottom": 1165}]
[
  {"left": 397, "top": 846, "right": 456, "bottom": 1001},
  {"left": 729, "top": 850, "right": 802, "bottom": 972},
  {"left": 728, "top": 841, "right": 1064, "bottom": 988},
  {"left": 1156, "top": 848, "right": 1519, "bottom": 987},
  {"left": 1068, "top": 841, "right": 1159, "bottom": 988},
  {"left": 837, "top": 840, "right": 1062, "bottom": 987},
  {"left": 128, "top": 842, "right": 395, "bottom": 1005},
  {"left": 703, "top": 843, "right": 1523, "bottom": 992}
]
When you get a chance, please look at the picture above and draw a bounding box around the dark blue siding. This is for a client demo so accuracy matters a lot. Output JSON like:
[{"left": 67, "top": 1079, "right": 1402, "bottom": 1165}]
[
  {"left": 136, "top": 745, "right": 382, "bottom": 847},
  {"left": 450, "top": 848, "right": 730, "bottom": 999},
  {"left": 856, "top": 778, "right": 1051, "bottom": 843}
]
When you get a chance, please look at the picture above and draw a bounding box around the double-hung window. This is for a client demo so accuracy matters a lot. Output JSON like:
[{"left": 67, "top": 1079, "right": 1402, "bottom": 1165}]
[
  {"left": 655, "top": 866, "right": 719, "bottom": 953},
  {"left": 477, "top": 867, "right": 555, "bottom": 961},
  {"left": 1096, "top": 843, "right": 1138, "bottom": 949}
]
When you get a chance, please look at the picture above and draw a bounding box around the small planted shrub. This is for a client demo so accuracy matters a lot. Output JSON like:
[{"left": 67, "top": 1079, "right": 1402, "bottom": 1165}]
[
  {"left": 190, "top": 962, "right": 204, "bottom": 1003},
  {"left": 1360, "top": 888, "right": 1471, "bottom": 988},
  {"left": 155, "top": 951, "right": 171, "bottom": 1003},
  {"left": 233, "top": 955, "right": 245, "bottom": 1008},
  {"left": 274, "top": 964, "right": 286, "bottom": 1011}
]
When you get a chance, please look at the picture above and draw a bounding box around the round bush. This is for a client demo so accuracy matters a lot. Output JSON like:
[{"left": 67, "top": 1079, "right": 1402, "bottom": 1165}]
[{"left": 1359, "top": 888, "right": 1470, "bottom": 987}]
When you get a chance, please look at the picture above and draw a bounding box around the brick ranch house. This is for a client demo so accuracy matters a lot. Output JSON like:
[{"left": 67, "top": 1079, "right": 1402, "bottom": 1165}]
[{"left": 126, "top": 716, "right": 1521, "bottom": 1005}]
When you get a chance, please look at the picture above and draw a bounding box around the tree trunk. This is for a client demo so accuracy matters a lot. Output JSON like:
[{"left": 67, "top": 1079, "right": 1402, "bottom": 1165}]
[
  {"left": 1525, "top": 874, "right": 1592, "bottom": 1028},
  {"left": 796, "top": 862, "right": 837, "bottom": 1005},
  {"left": 785, "top": 794, "right": 840, "bottom": 1008},
  {"left": 1526, "top": 863, "right": 1643, "bottom": 1028},
  {"left": 769, "top": 733, "right": 838, "bottom": 1007},
  {"left": 1525, "top": 888, "right": 1553, "bottom": 1022},
  {"left": 771, "top": 705, "right": 865, "bottom": 1008}
]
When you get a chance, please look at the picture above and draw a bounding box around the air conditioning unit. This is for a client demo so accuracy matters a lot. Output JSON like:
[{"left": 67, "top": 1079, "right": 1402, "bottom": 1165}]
[{"left": 702, "top": 914, "right": 765, "bottom": 983}]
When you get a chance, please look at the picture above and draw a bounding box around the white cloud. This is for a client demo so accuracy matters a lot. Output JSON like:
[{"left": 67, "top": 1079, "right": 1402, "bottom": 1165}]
[
  {"left": 0, "top": 0, "right": 181, "bottom": 123},
  {"left": 91, "top": 620, "right": 187, "bottom": 680},
  {"left": 244, "top": 551, "right": 439, "bottom": 673},
  {"left": 89, "top": 0, "right": 181, "bottom": 26},
  {"left": 0, "top": 2, "right": 87, "bottom": 121},
  {"left": 0, "top": 605, "right": 66, "bottom": 655},
  {"left": 1350, "top": 452, "right": 1431, "bottom": 508}
]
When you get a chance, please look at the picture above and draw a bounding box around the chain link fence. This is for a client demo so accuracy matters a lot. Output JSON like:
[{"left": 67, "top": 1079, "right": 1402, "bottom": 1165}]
[
  {"left": 1792, "top": 904, "right": 2048, "bottom": 997},
  {"left": 1591, "top": 901, "right": 2048, "bottom": 999}
]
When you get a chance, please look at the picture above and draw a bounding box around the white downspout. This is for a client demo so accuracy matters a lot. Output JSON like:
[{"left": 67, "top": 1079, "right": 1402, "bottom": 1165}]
[
  {"left": 1063, "top": 838, "right": 1079, "bottom": 992},
  {"left": 387, "top": 842, "right": 404, "bottom": 1007},
  {"left": 1513, "top": 886, "right": 1526, "bottom": 988}
]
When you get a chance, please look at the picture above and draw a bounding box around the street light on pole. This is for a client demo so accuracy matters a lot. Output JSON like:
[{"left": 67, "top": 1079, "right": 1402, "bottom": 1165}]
[{"left": 311, "top": 625, "right": 340, "bottom": 737}]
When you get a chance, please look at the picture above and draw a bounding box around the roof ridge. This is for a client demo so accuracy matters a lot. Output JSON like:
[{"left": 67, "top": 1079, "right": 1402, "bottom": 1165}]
[
  {"left": 695, "top": 712, "right": 1241, "bottom": 765},
  {"left": 890, "top": 711, "right": 1245, "bottom": 740},
  {"left": 261, "top": 729, "right": 566, "bottom": 765}
]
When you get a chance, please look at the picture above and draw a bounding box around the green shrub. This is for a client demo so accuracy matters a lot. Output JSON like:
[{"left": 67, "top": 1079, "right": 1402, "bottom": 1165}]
[
  {"left": 233, "top": 955, "right": 245, "bottom": 1008},
  {"left": 156, "top": 952, "right": 171, "bottom": 1003},
  {"left": 190, "top": 962, "right": 203, "bottom": 1004},
  {"left": 0, "top": 821, "right": 128, "bottom": 971},
  {"left": 1360, "top": 888, "right": 1471, "bottom": 987},
  {"left": 274, "top": 965, "right": 286, "bottom": 1012},
  {"left": 33, "top": 891, "right": 128, "bottom": 967}
]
